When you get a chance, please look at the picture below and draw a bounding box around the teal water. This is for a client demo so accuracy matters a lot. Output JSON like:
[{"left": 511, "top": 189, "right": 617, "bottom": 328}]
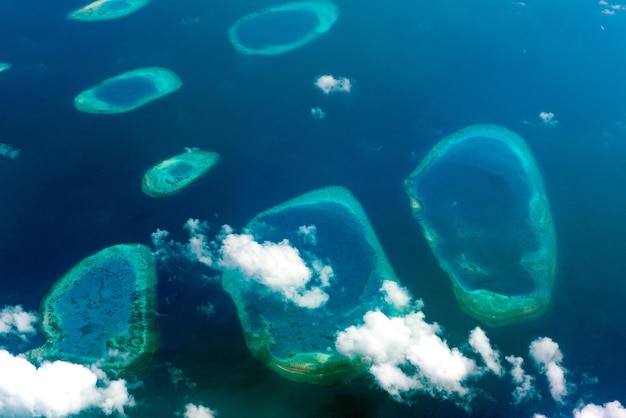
[{"left": 94, "top": 77, "right": 157, "bottom": 106}]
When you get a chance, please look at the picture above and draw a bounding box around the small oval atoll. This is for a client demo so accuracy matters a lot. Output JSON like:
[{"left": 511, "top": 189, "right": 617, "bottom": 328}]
[
  {"left": 404, "top": 124, "right": 557, "bottom": 326},
  {"left": 74, "top": 67, "right": 181, "bottom": 114},
  {"left": 27, "top": 244, "right": 158, "bottom": 373},
  {"left": 142, "top": 148, "right": 220, "bottom": 198},
  {"left": 0, "top": 63, "right": 12, "bottom": 73},
  {"left": 228, "top": 1, "right": 339, "bottom": 55},
  {"left": 221, "top": 186, "right": 406, "bottom": 384},
  {"left": 67, "top": 0, "right": 151, "bottom": 21}
]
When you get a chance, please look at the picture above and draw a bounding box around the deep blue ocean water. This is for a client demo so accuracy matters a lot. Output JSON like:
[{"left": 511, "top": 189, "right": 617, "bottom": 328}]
[{"left": 2, "top": 0, "right": 626, "bottom": 416}]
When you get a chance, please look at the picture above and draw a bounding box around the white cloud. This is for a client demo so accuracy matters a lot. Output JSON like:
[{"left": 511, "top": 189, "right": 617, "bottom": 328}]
[
  {"left": 218, "top": 233, "right": 332, "bottom": 309},
  {"left": 0, "top": 350, "right": 133, "bottom": 417},
  {"left": 468, "top": 327, "right": 503, "bottom": 376},
  {"left": 0, "top": 143, "right": 20, "bottom": 160},
  {"left": 380, "top": 280, "right": 412, "bottom": 311},
  {"left": 185, "top": 219, "right": 213, "bottom": 266},
  {"left": 297, "top": 224, "right": 318, "bottom": 245},
  {"left": 183, "top": 403, "right": 217, "bottom": 418},
  {"left": 573, "top": 400, "right": 626, "bottom": 418},
  {"left": 529, "top": 336, "right": 568, "bottom": 402},
  {"left": 151, "top": 228, "right": 179, "bottom": 263},
  {"left": 0, "top": 305, "right": 38, "bottom": 338},
  {"left": 151, "top": 220, "right": 215, "bottom": 267},
  {"left": 310, "top": 107, "right": 326, "bottom": 119},
  {"left": 314, "top": 75, "right": 352, "bottom": 94},
  {"left": 539, "top": 111, "right": 559, "bottom": 126},
  {"left": 505, "top": 355, "right": 536, "bottom": 404},
  {"left": 336, "top": 309, "right": 478, "bottom": 402}
]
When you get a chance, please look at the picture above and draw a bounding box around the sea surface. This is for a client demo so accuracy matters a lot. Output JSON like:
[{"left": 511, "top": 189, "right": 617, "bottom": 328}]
[{"left": 1, "top": 0, "right": 626, "bottom": 417}]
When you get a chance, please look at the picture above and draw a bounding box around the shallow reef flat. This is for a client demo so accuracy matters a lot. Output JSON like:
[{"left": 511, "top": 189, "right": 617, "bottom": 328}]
[
  {"left": 74, "top": 67, "right": 181, "bottom": 114},
  {"left": 405, "top": 124, "right": 557, "bottom": 326},
  {"left": 228, "top": 0, "right": 339, "bottom": 55},
  {"left": 142, "top": 149, "right": 220, "bottom": 198},
  {"left": 27, "top": 244, "right": 158, "bottom": 373},
  {"left": 221, "top": 186, "right": 405, "bottom": 384},
  {"left": 67, "top": 0, "right": 151, "bottom": 21}
]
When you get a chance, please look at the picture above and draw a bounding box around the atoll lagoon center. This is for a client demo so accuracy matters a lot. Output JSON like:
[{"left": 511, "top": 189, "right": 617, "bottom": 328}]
[
  {"left": 221, "top": 186, "right": 407, "bottom": 384},
  {"left": 74, "top": 67, "right": 181, "bottom": 114},
  {"left": 27, "top": 244, "right": 158, "bottom": 373},
  {"left": 228, "top": 1, "right": 339, "bottom": 55},
  {"left": 405, "top": 125, "right": 557, "bottom": 326}
]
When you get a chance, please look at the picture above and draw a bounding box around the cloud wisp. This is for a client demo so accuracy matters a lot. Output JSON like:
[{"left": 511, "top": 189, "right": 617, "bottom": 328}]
[
  {"left": 0, "top": 143, "right": 20, "bottom": 160},
  {"left": 539, "top": 111, "right": 559, "bottom": 126},
  {"left": 314, "top": 74, "right": 352, "bottom": 94},
  {"left": 0, "top": 305, "right": 38, "bottom": 339},
  {"left": 468, "top": 327, "right": 504, "bottom": 376},
  {"left": 529, "top": 336, "right": 569, "bottom": 402},
  {"left": 506, "top": 354, "right": 536, "bottom": 404}
]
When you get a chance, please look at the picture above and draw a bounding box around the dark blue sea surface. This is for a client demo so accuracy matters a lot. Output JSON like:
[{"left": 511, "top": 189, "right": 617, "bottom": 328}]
[{"left": 1, "top": 0, "right": 626, "bottom": 416}]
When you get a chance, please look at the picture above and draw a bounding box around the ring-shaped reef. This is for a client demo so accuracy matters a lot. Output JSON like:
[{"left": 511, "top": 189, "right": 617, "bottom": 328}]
[
  {"left": 142, "top": 149, "right": 220, "bottom": 197},
  {"left": 0, "top": 63, "right": 11, "bottom": 73},
  {"left": 227, "top": 1, "right": 339, "bottom": 55},
  {"left": 27, "top": 244, "right": 158, "bottom": 374},
  {"left": 221, "top": 186, "right": 406, "bottom": 384},
  {"left": 74, "top": 67, "right": 181, "bottom": 114},
  {"left": 67, "top": 0, "right": 151, "bottom": 21},
  {"left": 404, "top": 125, "right": 557, "bottom": 326}
]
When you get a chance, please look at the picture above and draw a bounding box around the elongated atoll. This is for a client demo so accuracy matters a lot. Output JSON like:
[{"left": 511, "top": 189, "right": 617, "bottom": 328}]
[
  {"left": 27, "top": 244, "right": 158, "bottom": 373},
  {"left": 404, "top": 124, "right": 557, "bottom": 326},
  {"left": 0, "top": 63, "right": 11, "bottom": 73},
  {"left": 228, "top": 1, "right": 339, "bottom": 55},
  {"left": 67, "top": 0, "right": 151, "bottom": 21},
  {"left": 142, "top": 148, "right": 220, "bottom": 197},
  {"left": 221, "top": 186, "right": 405, "bottom": 384},
  {"left": 74, "top": 67, "right": 181, "bottom": 114}
]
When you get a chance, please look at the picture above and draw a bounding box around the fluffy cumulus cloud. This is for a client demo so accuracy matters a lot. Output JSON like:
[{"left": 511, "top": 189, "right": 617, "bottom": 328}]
[
  {"left": 573, "top": 400, "right": 626, "bottom": 418},
  {"left": 0, "top": 143, "right": 20, "bottom": 160},
  {"left": 336, "top": 308, "right": 478, "bottom": 402},
  {"left": 468, "top": 327, "right": 503, "bottom": 376},
  {"left": 529, "top": 336, "right": 568, "bottom": 402},
  {"left": 183, "top": 403, "right": 217, "bottom": 418},
  {"left": 314, "top": 74, "right": 352, "bottom": 94},
  {"left": 0, "top": 305, "right": 38, "bottom": 338},
  {"left": 505, "top": 355, "right": 536, "bottom": 404},
  {"left": 218, "top": 232, "right": 333, "bottom": 309},
  {"left": 0, "top": 350, "right": 133, "bottom": 417}
]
